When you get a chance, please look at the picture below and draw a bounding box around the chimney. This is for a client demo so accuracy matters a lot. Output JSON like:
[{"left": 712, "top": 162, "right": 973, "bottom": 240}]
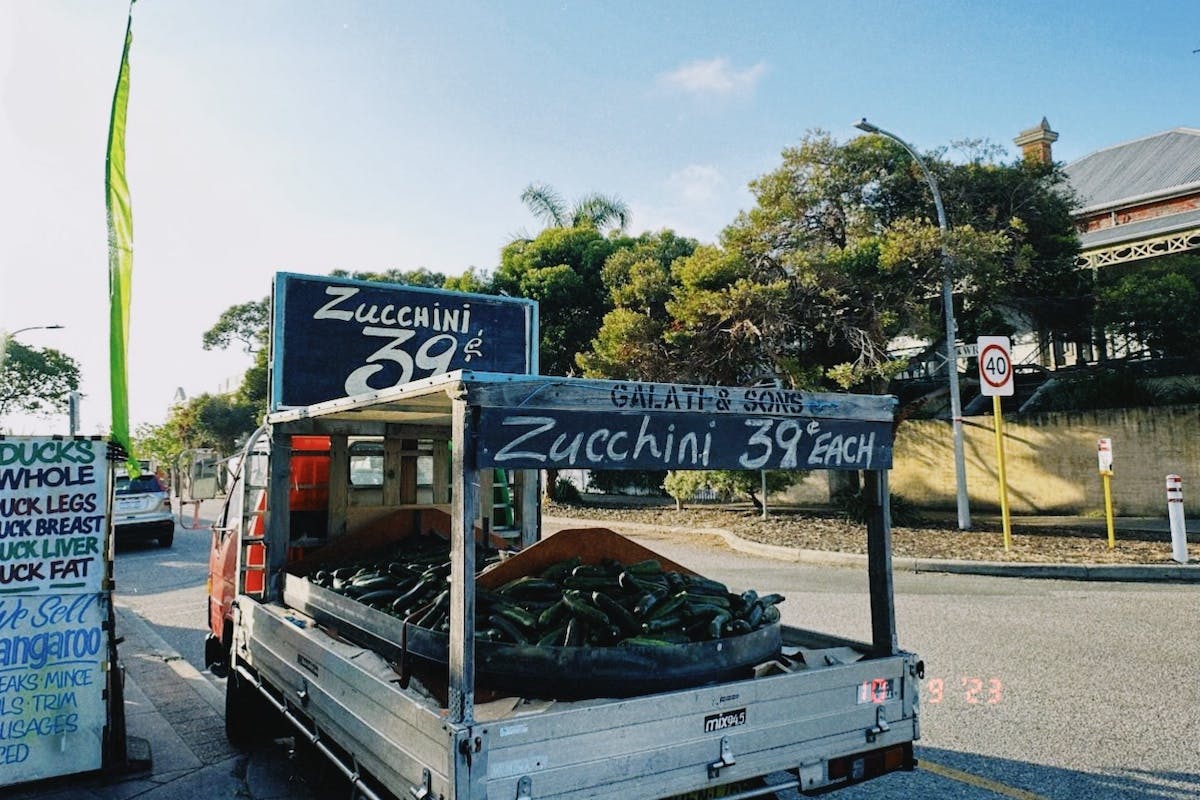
[{"left": 1014, "top": 118, "right": 1058, "bottom": 164}]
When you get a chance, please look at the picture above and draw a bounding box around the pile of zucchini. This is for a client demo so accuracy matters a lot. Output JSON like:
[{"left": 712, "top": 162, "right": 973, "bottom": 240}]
[
  {"left": 305, "top": 537, "right": 491, "bottom": 624},
  {"left": 478, "top": 557, "right": 784, "bottom": 647},
  {"left": 306, "top": 545, "right": 783, "bottom": 648}
]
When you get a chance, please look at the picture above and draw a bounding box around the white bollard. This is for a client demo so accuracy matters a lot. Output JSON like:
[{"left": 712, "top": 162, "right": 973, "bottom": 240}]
[{"left": 1166, "top": 475, "right": 1188, "bottom": 564}]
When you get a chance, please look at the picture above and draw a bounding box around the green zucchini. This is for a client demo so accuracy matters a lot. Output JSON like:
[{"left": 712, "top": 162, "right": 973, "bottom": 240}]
[
  {"left": 562, "top": 591, "right": 611, "bottom": 627},
  {"left": 591, "top": 591, "right": 640, "bottom": 636},
  {"left": 488, "top": 613, "right": 529, "bottom": 644}
]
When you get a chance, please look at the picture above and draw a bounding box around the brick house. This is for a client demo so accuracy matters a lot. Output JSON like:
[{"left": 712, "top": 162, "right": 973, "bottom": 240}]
[{"left": 1020, "top": 121, "right": 1200, "bottom": 365}]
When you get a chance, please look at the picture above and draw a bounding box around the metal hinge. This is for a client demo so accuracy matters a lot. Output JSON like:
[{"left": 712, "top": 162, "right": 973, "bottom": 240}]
[
  {"left": 409, "top": 767, "right": 432, "bottom": 799},
  {"left": 515, "top": 775, "right": 532, "bottom": 800},
  {"left": 866, "top": 705, "right": 891, "bottom": 743},
  {"left": 708, "top": 736, "right": 736, "bottom": 778}
]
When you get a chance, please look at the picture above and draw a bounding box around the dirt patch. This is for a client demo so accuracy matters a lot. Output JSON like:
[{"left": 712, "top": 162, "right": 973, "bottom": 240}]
[{"left": 544, "top": 501, "right": 1198, "bottom": 565}]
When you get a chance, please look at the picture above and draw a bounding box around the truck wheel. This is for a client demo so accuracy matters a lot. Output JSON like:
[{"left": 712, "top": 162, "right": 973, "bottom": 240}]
[
  {"left": 158, "top": 527, "right": 174, "bottom": 548},
  {"left": 225, "top": 664, "right": 278, "bottom": 748}
]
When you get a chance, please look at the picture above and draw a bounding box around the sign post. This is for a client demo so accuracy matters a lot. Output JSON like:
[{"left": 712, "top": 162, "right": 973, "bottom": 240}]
[
  {"left": 1097, "top": 438, "right": 1115, "bottom": 549},
  {"left": 977, "top": 336, "right": 1014, "bottom": 551}
]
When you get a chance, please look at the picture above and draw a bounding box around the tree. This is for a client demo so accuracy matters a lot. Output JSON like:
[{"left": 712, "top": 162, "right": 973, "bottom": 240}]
[
  {"left": 495, "top": 226, "right": 624, "bottom": 376},
  {"left": 0, "top": 341, "right": 81, "bottom": 423},
  {"left": 202, "top": 298, "right": 269, "bottom": 354},
  {"left": 202, "top": 268, "right": 457, "bottom": 423},
  {"left": 134, "top": 393, "right": 259, "bottom": 466},
  {"left": 1095, "top": 255, "right": 1200, "bottom": 358},
  {"left": 578, "top": 230, "right": 698, "bottom": 381},
  {"left": 663, "top": 469, "right": 798, "bottom": 511},
  {"left": 329, "top": 267, "right": 448, "bottom": 287},
  {"left": 520, "top": 182, "right": 630, "bottom": 234},
  {"left": 585, "top": 132, "right": 1080, "bottom": 393}
]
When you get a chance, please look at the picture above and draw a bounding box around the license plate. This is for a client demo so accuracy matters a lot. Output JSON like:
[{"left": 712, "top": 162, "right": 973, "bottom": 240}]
[
  {"left": 116, "top": 498, "right": 141, "bottom": 512},
  {"left": 669, "top": 778, "right": 762, "bottom": 800}
]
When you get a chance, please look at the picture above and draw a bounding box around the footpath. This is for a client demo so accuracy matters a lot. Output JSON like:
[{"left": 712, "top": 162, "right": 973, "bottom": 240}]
[
  {"left": 6, "top": 601, "right": 320, "bottom": 800},
  {"left": 5, "top": 512, "right": 1196, "bottom": 800}
]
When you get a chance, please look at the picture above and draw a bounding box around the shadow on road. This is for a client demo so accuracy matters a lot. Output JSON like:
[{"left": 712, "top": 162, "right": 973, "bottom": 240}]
[{"left": 913, "top": 746, "right": 1200, "bottom": 799}]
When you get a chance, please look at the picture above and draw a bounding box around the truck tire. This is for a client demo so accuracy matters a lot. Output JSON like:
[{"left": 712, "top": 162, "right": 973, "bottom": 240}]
[
  {"left": 158, "top": 526, "right": 174, "bottom": 548},
  {"left": 225, "top": 663, "right": 279, "bottom": 748}
]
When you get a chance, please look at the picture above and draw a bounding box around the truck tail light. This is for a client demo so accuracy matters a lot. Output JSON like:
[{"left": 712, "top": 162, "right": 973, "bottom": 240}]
[{"left": 827, "top": 743, "right": 913, "bottom": 784}]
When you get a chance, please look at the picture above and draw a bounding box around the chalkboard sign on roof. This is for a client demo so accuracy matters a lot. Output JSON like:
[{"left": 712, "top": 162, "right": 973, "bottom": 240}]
[{"left": 270, "top": 273, "right": 537, "bottom": 410}]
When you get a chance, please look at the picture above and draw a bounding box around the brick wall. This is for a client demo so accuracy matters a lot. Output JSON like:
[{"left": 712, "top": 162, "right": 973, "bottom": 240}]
[
  {"left": 888, "top": 405, "right": 1200, "bottom": 516},
  {"left": 1080, "top": 193, "right": 1200, "bottom": 232}
]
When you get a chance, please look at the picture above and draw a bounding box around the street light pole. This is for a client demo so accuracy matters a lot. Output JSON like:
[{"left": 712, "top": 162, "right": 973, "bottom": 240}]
[
  {"left": 853, "top": 119, "right": 971, "bottom": 530},
  {"left": 6, "top": 324, "right": 65, "bottom": 339}
]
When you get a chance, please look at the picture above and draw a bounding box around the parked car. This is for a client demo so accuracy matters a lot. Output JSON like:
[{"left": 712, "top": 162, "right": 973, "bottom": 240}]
[{"left": 113, "top": 473, "right": 175, "bottom": 547}]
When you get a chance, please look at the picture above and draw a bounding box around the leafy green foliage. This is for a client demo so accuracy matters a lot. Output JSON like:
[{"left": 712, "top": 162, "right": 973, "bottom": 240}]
[
  {"left": 578, "top": 230, "right": 698, "bottom": 380},
  {"left": 202, "top": 298, "right": 269, "bottom": 353},
  {"left": 520, "top": 183, "right": 630, "bottom": 234},
  {"left": 329, "top": 267, "right": 448, "bottom": 288},
  {"left": 663, "top": 470, "right": 711, "bottom": 510},
  {"left": 496, "top": 226, "right": 623, "bottom": 375},
  {"left": 552, "top": 476, "right": 582, "bottom": 504},
  {"left": 1095, "top": 256, "right": 1200, "bottom": 358},
  {"left": 586, "top": 470, "right": 667, "bottom": 495},
  {"left": 580, "top": 132, "right": 1081, "bottom": 395},
  {"left": 0, "top": 341, "right": 81, "bottom": 422},
  {"left": 1022, "top": 367, "right": 1200, "bottom": 413},
  {"left": 134, "top": 393, "right": 259, "bottom": 467},
  {"left": 663, "top": 470, "right": 801, "bottom": 511}
]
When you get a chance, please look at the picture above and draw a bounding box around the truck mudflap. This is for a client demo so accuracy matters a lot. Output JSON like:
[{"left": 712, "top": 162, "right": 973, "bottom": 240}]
[{"left": 236, "top": 596, "right": 917, "bottom": 800}]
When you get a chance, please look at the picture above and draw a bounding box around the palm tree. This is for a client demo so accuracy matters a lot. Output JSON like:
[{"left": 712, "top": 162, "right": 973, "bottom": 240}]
[{"left": 520, "top": 182, "right": 630, "bottom": 234}]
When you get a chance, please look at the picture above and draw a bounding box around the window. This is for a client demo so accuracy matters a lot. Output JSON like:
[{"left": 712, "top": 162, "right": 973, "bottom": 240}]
[
  {"left": 349, "top": 441, "right": 385, "bottom": 487},
  {"left": 115, "top": 475, "right": 166, "bottom": 495}
]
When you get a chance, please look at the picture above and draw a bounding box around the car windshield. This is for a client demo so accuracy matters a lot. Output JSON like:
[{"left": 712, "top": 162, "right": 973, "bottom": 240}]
[{"left": 115, "top": 475, "right": 164, "bottom": 495}]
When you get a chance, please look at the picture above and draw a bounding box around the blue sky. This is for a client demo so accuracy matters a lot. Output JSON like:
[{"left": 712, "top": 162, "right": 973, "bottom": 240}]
[{"left": 2, "top": 1, "right": 1198, "bottom": 434}]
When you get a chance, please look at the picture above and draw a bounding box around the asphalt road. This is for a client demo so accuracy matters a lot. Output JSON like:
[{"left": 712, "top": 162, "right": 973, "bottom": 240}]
[{"left": 113, "top": 505, "right": 1200, "bottom": 799}]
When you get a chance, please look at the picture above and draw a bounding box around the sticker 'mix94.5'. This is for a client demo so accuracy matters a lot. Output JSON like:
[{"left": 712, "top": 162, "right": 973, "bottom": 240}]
[{"left": 704, "top": 708, "right": 747, "bottom": 733}]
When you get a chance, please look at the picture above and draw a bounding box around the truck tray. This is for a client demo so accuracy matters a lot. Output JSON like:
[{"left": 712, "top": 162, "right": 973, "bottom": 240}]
[{"left": 284, "top": 575, "right": 781, "bottom": 699}]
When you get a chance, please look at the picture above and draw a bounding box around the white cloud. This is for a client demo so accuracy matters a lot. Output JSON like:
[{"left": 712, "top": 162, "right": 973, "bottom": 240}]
[
  {"left": 669, "top": 164, "right": 724, "bottom": 204},
  {"left": 658, "top": 57, "right": 767, "bottom": 97}
]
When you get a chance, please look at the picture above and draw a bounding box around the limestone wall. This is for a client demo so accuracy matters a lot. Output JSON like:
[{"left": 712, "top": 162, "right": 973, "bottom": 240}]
[{"left": 889, "top": 405, "right": 1200, "bottom": 516}]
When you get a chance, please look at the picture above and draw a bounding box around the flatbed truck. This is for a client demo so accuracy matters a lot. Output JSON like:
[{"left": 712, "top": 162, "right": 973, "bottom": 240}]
[{"left": 205, "top": 369, "right": 920, "bottom": 799}]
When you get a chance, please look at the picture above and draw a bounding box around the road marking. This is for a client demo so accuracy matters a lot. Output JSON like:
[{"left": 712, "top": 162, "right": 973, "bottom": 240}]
[{"left": 922, "top": 760, "right": 1050, "bottom": 800}]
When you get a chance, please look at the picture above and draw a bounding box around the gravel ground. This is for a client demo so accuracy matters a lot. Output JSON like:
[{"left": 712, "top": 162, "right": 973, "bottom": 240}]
[{"left": 544, "top": 500, "right": 1199, "bottom": 565}]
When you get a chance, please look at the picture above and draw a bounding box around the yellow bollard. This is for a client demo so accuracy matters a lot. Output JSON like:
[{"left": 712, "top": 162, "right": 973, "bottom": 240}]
[
  {"left": 1102, "top": 471, "right": 1115, "bottom": 548},
  {"left": 1097, "top": 438, "right": 1115, "bottom": 549}
]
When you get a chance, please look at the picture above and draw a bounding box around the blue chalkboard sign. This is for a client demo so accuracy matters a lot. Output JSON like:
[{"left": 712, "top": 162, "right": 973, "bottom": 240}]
[
  {"left": 476, "top": 407, "right": 892, "bottom": 472},
  {"left": 271, "top": 273, "right": 537, "bottom": 410}
]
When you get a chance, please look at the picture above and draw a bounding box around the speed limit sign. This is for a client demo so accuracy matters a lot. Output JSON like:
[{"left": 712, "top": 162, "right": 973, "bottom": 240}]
[{"left": 977, "top": 336, "right": 1014, "bottom": 397}]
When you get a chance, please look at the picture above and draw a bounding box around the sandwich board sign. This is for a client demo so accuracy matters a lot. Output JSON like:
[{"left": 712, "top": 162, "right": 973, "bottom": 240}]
[
  {"left": 977, "top": 336, "right": 1014, "bottom": 397},
  {"left": 0, "top": 437, "right": 111, "bottom": 786}
]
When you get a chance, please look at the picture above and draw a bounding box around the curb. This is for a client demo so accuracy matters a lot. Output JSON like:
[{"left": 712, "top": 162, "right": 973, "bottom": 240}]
[{"left": 543, "top": 515, "right": 1200, "bottom": 583}]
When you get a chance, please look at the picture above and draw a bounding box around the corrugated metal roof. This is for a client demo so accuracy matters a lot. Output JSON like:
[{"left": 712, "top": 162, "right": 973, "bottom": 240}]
[
  {"left": 1064, "top": 128, "right": 1200, "bottom": 212},
  {"left": 1078, "top": 206, "right": 1200, "bottom": 250}
]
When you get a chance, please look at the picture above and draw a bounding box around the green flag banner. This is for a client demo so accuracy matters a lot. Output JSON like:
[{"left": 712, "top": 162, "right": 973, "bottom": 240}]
[{"left": 105, "top": 3, "right": 138, "bottom": 475}]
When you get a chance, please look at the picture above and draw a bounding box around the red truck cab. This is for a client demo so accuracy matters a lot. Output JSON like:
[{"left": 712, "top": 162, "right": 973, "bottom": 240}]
[{"left": 204, "top": 434, "right": 330, "bottom": 675}]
